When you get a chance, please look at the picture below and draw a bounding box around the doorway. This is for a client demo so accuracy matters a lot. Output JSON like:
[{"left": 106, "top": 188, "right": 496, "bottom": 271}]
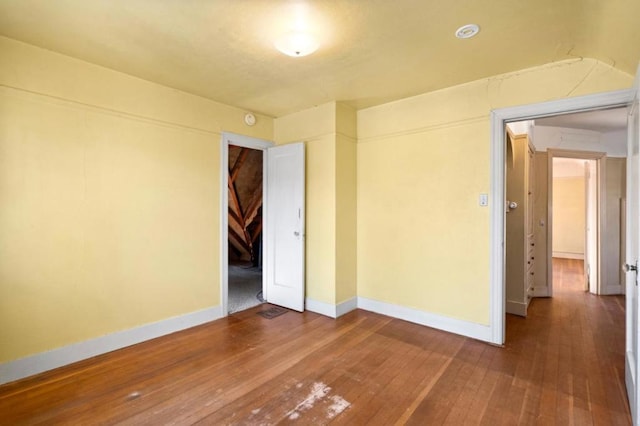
[
  {"left": 549, "top": 152, "right": 603, "bottom": 296},
  {"left": 220, "top": 133, "right": 307, "bottom": 315},
  {"left": 220, "top": 133, "right": 273, "bottom": 315},
  {"left": 490, "top": 90, "right": 633, "bottom": 345},
  {"left": 227, "top": 144, "right": 264, "bottom": 313}
]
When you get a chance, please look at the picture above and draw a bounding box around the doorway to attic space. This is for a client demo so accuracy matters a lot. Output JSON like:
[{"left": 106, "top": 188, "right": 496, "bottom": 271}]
[{"left": 228, "top": 144, "right": 264, "bottom": 313}]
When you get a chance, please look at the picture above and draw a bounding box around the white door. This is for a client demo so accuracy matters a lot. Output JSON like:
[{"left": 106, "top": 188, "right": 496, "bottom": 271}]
[
  {"left": 585, "top": 159, "right": 598, "bottom": 294},
  {"left": 625, "top": 65, "right": 640, "bottom": 424},
  {"left": 584, "top": 161, "right": 590, "bottom": 291},
  {"left": 265, "top": 143, "right": 305, "bottom": 311}
]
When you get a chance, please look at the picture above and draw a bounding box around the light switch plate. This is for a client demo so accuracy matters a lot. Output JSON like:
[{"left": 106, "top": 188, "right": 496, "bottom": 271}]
[{"left": 479, "top": 193, "right": 488, "bottom": 207}]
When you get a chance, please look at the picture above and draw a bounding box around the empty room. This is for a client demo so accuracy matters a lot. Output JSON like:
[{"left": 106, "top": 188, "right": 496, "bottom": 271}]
[{"left": 1, "top": 1, "right": 640, "bottom": 424}]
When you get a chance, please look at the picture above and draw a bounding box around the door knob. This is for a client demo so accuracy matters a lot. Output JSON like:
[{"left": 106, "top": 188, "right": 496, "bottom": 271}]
[
  {"left": 623, "top": 263, "right": 638, "bottom": 272},
  {"left": 294, "top": 231, "right": 300, "bottom": 236}
]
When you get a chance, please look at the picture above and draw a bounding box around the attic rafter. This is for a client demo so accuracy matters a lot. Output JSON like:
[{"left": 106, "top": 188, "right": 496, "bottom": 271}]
[
  {"left": 230, "top": 148, "right": 249, "bottom": 183},
  {"left": 227, "top": 146, "right": 263, "bottom": 262},
  {"left": 243, "top": 182, "right": 263, "bottom": 224},
  {"left": 251, "top": 221, "right": 262, "bottom": 244},
  {"left": 228, "top": 178, "right": 254, "bottom": 259},
  {"left": 228, "top": 226, "right": 252, "bottom": 254}
]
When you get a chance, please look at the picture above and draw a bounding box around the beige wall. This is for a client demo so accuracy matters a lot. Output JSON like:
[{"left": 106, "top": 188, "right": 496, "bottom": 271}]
[
  {"left": 273, "top": 102, "right": 357, "bottom": 306},
  {"left": 533, "top": 152, "right": 549, "bottom": 294},
  {"left": 1, "top": 34, "right": 634, "bottom": 366},
  {"left": 603, "top": 158, "right": 626, "bottom": 292},
  {"left": 357, "top": 58, "right": 632, "bottom": 325},
  {"left": 0, "top": 37, "right": 273, "bottom": 363},
  {"left": 505, "top": 134, "right": 528, "bottom": 309},
  {"left": 552, "top": 176, "right": 586, "bottom": 256}
]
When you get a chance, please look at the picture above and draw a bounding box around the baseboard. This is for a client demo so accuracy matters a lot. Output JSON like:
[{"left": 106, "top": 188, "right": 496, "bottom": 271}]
[
  {"left": 532, "top": 287, "right": 550, "bottom": 297},
  {"left": 601, "top": 284, "right": 624, "bottom": 295},
  {"left": 552, "top": 252, "right": 584, "bottom": 260},
  {"left": 356, "top": 297, "right": 492, "bottom": 343},
  {"left": 305, "top": 298, "right": 337, "bottom": 318},
  {"left": 0, "top": 305, "right": 223, "bottom": 386},
  {"left": 305, "top": 297, "right": 357, "bottom": 319},
  {"left": 336, "top": 297, "right": 358, "bottom": 317},
  {"left": 506, "top": 300, "right": 527, "bottom": 317}
]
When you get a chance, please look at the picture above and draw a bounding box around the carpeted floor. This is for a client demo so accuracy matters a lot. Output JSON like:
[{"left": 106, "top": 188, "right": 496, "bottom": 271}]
[{"left": 228, "top": 263, "right": 264, "bottom": 313}]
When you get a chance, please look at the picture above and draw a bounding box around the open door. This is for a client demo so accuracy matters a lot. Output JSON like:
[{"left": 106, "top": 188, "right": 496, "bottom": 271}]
[
  {"left": 584, "top": 159, "right": 598, "bottom": 294},
  {"left": 265, "top": 142, "right": 305, "bottom": 311},
  {"left": 625, "top": 65, "right": 640, "bottom": 424},
  {"left": 584, "top": 161, "right": 590, "bottom": 291}
]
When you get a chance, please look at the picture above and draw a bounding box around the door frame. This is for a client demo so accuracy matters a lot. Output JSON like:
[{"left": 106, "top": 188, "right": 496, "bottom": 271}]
[
  {"left": 547, "top": 150, "right": 605, "bottom": 296},
  {"left": 220, "top": 132, "right": 274, "bottom": 315},
  {"left": 489, "top": 88, "right": 634, "bottom": 345}
]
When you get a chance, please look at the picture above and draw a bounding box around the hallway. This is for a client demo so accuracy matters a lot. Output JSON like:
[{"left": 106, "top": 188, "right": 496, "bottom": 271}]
[{"left": 504, "top": 258, "right": 629, "bottom": 424}]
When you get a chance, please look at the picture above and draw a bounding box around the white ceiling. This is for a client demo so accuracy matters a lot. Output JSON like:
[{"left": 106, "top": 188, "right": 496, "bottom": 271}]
[
  {"left": 0, "top": 0, "right": 638, "bottom": 117},
  {"left": 535, "top": 107, "right": 629, "bottom": 133}
]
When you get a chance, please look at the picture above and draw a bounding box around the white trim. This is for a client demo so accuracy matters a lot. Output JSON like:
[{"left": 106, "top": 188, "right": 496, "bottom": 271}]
[
  {"left": 357, "top": 297, "right": 493, "bottom": 343},
  {"left": 552, "top": 252, "right": 585, "bottom": 260},
  {"left": 490, "top": 88, "right": 634, "bottom": 345},
  {"left": 336, "top": 297, "right": 358, "bottom": 317},
  {"left": 532, "top": 287, "right": 550, "bottom": 297},
  {"left": 506, "top": 300, "right": 527, "bottom": 316},
  {"left": 220, "top": 133, "right": 273, "bottom": 316},
  {"left": 305, "top": 298, "right": 337, "bottom": 318},
  {"left": 0, "top": 306, "right": 223, "bottom": 385},
  {"left": 548, "top": 149, "right": 605, "bottom": 296},
  {"left": 601, "top": 284, "right": 624, "bottom": 295},
  {"left": 305, "top": 297, "right": 358, "bottom": 318}
]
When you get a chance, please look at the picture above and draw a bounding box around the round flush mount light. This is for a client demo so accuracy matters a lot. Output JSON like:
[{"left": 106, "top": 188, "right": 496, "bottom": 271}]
[
  {"left": 455, "top": 24, "right": 480, "bottom": 39},
  {"left": 244, "top": 113, "right": 256, "bottom": 126},
  {"left": 274, "top": 31, "right": 319, "bottom": 57}
]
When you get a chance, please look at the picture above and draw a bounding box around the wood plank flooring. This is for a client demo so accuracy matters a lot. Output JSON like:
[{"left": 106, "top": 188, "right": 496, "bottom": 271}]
[{"left": 0, "top": 258, "right": 630, "bottom": 424}]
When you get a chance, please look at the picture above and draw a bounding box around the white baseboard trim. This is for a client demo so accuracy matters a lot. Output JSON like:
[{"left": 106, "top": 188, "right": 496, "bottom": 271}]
[
  {"left": 336, "top": 297, "right": 358, "bottom": 317},
  {"left": 532, "top": 287, "right": 550, "bottom": 297},
  {"left": 506, "top": 300, "right": 527, "bottom": 317},
  {"left": 552, "top": 252, "right": 584, "bottom": 260},
  {"left": 356, "top": 297, "right": 492, "bottom": 343},
  {"left": 0, "top": 305, "right": 223, "bottom": 386},
  {"left": 305, "top": 297, "right": 357, "bottom": 319},
  {"left": 601, "top": 284, "right": 624, "bottom": 295},
  {"left": 305, "top": 298, "right": 337, "bottom": 318}
]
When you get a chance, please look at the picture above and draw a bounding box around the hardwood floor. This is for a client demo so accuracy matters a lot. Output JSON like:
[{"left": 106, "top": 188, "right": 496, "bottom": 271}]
[{"left": 0, "top": 258, "right": 630, "bottom": 425}]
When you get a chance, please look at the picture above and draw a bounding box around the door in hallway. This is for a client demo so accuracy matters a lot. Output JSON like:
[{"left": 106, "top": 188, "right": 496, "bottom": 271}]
[{"left": 625, "top": 64, "right": 640, "bottom": 424}]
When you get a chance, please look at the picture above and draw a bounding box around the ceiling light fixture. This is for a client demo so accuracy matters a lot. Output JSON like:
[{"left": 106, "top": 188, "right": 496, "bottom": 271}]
[
  {"left": 274, "top": 31, "right": 319, "bottom": 57},
  {"left": 455, "top": 24, "right": 480, "bottom": 39}
]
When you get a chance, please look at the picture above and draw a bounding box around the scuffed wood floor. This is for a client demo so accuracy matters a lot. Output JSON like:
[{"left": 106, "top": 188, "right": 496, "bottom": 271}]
[{"left": 0, "top": 259, "right": 630, "bottom": 424}]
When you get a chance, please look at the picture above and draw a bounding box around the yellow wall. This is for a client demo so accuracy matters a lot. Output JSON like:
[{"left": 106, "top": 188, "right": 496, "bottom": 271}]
[
  {"left": 552, "top": 176, "right": 586, "bottom": 255},
  {"left": 357, "top": 58, "right": 632, "bottom": 325},
  {"left": 0, "top": 37, "right": 272, "bottom": 363},
  {"left": 1, "top": 33, "right": 634, "bottom": 365},
  {"left": 273, "top": 102, "right": 357, "bottom": 306},
  {"left": 505, "top": 134, "right": 528, "bottom": 306},
  {"left": 533, "top": 152, "right": 549, "bottom": 292},
  {"left": 603, "top": 158, "right": 626, "bottom": 290},
  {"left": 335, "top": 103, "right": 357, "bottom": 304},
  {"left": 274, "top": 103, "right": 337, "bottom": 304}
]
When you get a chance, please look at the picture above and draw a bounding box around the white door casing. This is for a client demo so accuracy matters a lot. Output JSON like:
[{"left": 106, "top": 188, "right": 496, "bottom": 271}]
[
  {"left": 490, "top": 88, "right": 634, "bottom": 346},
  {"left": 265, "top": 142, "right": 306, "bottom": 311},
  {"left": 221, "top": 135, "right": 306, "bottom": 314},
  {"left": 585, "top": 159, "right": 598, "bottom": 294},
  {"left": 625, "top": 65, "right": 640, "bottom": 425},
  {"left": 220, "top": 133, "right": 273, "bottom": 315},
  {"left": 584, "top": 161, "right": 591, "bottom": 291}
]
